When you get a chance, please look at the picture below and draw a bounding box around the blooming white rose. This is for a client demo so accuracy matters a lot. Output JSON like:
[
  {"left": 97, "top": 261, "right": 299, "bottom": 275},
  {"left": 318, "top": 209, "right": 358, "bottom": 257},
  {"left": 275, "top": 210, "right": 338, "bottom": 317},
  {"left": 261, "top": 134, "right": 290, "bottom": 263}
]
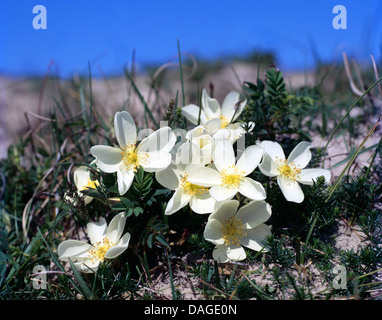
[
  {"left": 204, "top": 200, "right": 272, "bottom": 262},
  {"left": 58, "top": 212, "right": 130, "bottom": 273},
  {"left": 90, "top": 111, "right": 176, "bottom": 195},
  {"left": 187, "top": 139, "right": 266, "bottom": 202},
  {"left": 155, "top": 140, "right": 218, "bottom": 215},
  {"left": 181, "top": 89, "right": 247, "bottom": 136},
  {"left": 258, "top": 140, "right": 331, "bottom": 203}
]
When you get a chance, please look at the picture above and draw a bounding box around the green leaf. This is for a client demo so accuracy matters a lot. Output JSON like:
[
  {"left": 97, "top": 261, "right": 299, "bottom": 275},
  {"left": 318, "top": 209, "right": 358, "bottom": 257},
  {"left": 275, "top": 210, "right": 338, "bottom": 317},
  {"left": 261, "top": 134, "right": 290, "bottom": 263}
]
[{"left": 155, "top": 234, "right": 169, "bottom": 247}]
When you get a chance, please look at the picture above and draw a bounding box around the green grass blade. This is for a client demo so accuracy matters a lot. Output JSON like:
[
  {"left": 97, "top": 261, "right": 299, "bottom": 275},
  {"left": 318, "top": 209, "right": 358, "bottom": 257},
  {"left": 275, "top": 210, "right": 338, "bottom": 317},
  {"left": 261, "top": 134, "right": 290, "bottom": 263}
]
[
  {"left": 177, "top": 39, "right": 185, "bottom": 107},
  {"left": 124, "top": 68, "right": 159, "bottom": 129},
  {"left": 68, "top": 258, "right": 93, "bottom": 300}
]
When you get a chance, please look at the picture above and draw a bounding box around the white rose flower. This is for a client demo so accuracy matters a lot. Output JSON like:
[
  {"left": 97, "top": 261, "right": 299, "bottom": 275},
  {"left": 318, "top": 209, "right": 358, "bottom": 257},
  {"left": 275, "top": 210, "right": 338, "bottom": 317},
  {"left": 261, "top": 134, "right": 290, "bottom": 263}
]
[
  {"left": 187, "top": 139, "right": 266, "bottom": 202},
  {"left": 181, "top": 89, "right": 247, "bottom": 135},
  {"left": 204, "top": 200, "right": 272, "bottom": 262},
  {"left": 90, "top": 111, "right": 176, "bottom": 195},
  {"left": 258, "top": 140, "right": 331, "bottom": 203},
  {"left": 155, "top": 140, "right": 218, "bottom": 215},
  {"left": 58, "top": 212, "right": 130, "bottom": 273}
]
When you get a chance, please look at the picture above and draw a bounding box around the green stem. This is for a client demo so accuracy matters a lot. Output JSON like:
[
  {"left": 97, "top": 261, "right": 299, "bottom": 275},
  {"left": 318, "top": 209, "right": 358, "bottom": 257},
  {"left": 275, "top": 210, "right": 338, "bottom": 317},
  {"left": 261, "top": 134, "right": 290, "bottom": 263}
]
[
  {"left": 177, "top": 39, "right": 185, "bottom": 107},
  {"left": 301, "top": 213, "right": 318, "bottom": 264}
]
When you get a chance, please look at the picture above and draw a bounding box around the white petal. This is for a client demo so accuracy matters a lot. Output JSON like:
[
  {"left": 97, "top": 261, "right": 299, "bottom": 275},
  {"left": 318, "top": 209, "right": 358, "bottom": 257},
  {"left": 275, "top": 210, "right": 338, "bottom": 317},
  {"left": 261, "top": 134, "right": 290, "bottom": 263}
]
[
  {"left": 277, "top": 176, "right": 305, "bottom": 203},
  {"left": 78, "top": 259, "right": 100, "bottom": 273},
  {"left": 137, "top": 127, "right": 176, "bottom": 154},
  {"left": 155, "top": 165, "right": 179, "bottom": 190},
  {"left": 236, "top": 200, "right": 272, "bottom": 229},
  {"left": 203, "top": 219, "right": 225, "bottom": 245},
  {"left": 114, "top": 111, "right": 137, "bottom": 148},
  {"left": 204, "top": 117, "right": 222, "bottom": 135},
  {"left": 297, "top": 168, "right": 331, "bottom": 185},
  {"left": 212, "top": 140, "right": 236, "bottom": 172},
  {"left": 258, "top": 140, "right": 285, "bottom": 163},
  {"left": 165, "top": 188, "right": 191, "bottom": 215},
  {"left": 187, "top": 166, "right": 221, "bottom": 187},
  {"left": 209, "top": 185, "right": 238, "bottom": 202},
  {"left": 233, "top": 100, "right": 247, "bottom": 122},
  {"left": 117, "top": 168, "right": 135, "bottom": 195},
  {"left": 104, "top": 233, "right": 131, "bottom": 259},
  {"left": 212, "top": 244, "right": 246, "bottom": 262},
  {"left": 222, "top": 123, "right": 247, "bottom": 143},
  {"left": 189, "top": 192, "right": 217, "bottom": 214},
  {"left": 236, "top": 145, "right": 264, "bottom": 176},
  {"left": 186, "top": 125, "right": 210, "bottom": 140},
  {"left": 240, "top": 224, "right": 272, "bottom": 252},
  {"left": 221, "top": 91, "right": 246, "bottom": 122},
  {"left": 106, "top": 212, "right": 127, "bottom": 244},
  {"left": 208, "top": 199, "right": 240, "bottom": 223},
  {"left": 140, "top": 150, "right": 172, "bottom": 172},
  {"left": 90, "top": 145, "right": 122, "bottom": 173},
  {"left": 201, "top": 143, "right": 213, "bottom": 165},
  {"left": 238, "top": 177, "right": 266, "bottom": 200},
  {"left": 202, "top": 89, "right": 221, "bottom": 119},
  {"left": 258, "top": 153, "right": 279, "bottom": 177},
  {"left": 57, "top": 240, "right": 92, "bottom": 261},
  {"left": 73, "top": 166, "right": 90, "bottom": 191},
  {"left": 175, "top": 140, "right": 203, "bottom": 166},
  {"left": 83, "top": 196, "right": 94, "bottom": 205},
  {"left": 87, "top": 218, "right": 107, "bottom": 245},
  {"left": 181, "top": 104, "right": 207, "bottom": 125},
  {"left": 287, "top": 141, "right": 312, "bottom": 169},
  {"left": 212, "top": 128, "right": 232, "bottom": 141}
]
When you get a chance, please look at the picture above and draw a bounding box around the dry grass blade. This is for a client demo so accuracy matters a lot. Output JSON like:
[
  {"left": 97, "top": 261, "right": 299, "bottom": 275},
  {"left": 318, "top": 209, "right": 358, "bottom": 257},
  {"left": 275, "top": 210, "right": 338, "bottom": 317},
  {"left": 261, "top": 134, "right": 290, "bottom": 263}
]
[{"left": 326, "top": 116, "right": 381, "bottom": 202}]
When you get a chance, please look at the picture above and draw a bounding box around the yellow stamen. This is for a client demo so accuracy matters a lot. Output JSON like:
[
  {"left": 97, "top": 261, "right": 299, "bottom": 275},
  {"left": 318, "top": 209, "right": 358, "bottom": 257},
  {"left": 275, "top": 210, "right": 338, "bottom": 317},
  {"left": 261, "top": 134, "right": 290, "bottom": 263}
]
[
  {"left": 88, "top": 237, "right": 114, "bottom": 263},
  {"left": 180, "top": 173, "right": 207, "bottom": 196},
  {"left": 219, "top": 115, "right": 230, "bottom": 129},
  {"left": 222, "top": 217, "right": 247, "bottom": 246},
  {"left": 275, "top": 157, "right": 301, "bottom": 182},
  {"left": 121, "top": 144, "right": 148, "bottom": 171},
  {"left": 220, "top": 165, "right": 245, "bottom": 189},
  {"left": 82, "top": 178, "right": 99, "bottom": 191}
]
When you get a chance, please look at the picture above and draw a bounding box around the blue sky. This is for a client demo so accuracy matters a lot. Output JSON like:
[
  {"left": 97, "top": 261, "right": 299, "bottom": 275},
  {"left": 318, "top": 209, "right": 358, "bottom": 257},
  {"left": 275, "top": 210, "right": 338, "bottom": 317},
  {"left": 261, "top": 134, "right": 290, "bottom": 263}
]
[{"left": 1, "top": 0, "right": 381, "bottom": 77}]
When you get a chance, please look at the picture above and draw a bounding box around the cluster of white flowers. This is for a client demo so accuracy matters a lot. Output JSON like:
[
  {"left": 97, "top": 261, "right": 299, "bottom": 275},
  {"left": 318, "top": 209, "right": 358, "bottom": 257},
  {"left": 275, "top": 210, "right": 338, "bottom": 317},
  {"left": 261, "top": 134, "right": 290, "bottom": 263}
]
[{"left": 58, "top": 89, "right": 331, "bottom": 271}]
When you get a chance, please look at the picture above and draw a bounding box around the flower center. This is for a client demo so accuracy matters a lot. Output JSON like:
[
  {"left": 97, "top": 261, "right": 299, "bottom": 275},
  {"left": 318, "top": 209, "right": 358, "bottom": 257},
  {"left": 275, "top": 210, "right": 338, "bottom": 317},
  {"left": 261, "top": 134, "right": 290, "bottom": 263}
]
[
  {"left": 275, "top": 157, "right": 301, "bottom": 182},
  {"left": 82, "top": 178, "right": 99, "bottom": 191},
  {"left": 219, "top": 115, "right": 230, "bottom": 129},
  {"left": 88, "top": 237, "right": 114, "bottom": 262},
  {"left": 220, "top": 165, "right": 244, "bottom": 189},
  {"left": 222, "top": 217, "right": 247, "bottom": 246},
  {"left": 180, "top": 173, "right": 207, "bottom": 196},
  {"left": 121, "top": 144, "right": 148, "bottom": 171}
]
